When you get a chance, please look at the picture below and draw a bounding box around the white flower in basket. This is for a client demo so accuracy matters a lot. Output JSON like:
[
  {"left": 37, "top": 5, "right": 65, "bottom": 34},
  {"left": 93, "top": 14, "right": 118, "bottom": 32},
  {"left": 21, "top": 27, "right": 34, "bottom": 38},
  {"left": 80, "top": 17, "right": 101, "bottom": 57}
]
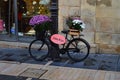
[
  {"left": 72, "top": 19, "right": 85, "bottom": 30},
  {"left": 66, "top": 16, "right": 85, "bottom": 36}
]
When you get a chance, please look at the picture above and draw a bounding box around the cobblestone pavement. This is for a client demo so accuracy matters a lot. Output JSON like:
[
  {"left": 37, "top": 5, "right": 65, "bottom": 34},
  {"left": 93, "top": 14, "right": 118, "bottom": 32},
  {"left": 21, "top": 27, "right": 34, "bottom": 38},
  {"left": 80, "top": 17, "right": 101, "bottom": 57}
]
[{"left": 0, "top": 47, "right": 120, "bottom": 72}]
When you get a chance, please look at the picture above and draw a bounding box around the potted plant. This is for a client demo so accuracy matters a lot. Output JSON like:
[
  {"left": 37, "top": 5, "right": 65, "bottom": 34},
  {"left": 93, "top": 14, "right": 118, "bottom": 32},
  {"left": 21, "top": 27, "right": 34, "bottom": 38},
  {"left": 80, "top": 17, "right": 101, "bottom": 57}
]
[
  {"left": 66, "top": 16, "right": 85, "bottom": 31},
  {"left": 29, "top": 15, "right": 52, "bottom": 39}
]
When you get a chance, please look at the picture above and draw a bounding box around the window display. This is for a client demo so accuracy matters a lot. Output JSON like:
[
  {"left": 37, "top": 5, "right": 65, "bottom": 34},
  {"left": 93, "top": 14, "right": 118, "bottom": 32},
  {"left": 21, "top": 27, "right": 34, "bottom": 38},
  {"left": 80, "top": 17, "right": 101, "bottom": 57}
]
[
  {"left": 22, "top": 0, "right": 51, "bottom": 36},
  {"left": 0, "top": 0, "right": 58, "bottom": 41},
  {"left": 0, "top": 0, "right": 51, "bottom": 36}
]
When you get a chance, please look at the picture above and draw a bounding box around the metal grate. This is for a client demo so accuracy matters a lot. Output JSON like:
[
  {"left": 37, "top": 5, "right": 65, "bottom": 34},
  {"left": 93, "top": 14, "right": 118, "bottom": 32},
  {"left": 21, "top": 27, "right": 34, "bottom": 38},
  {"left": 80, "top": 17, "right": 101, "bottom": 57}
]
[{"left": 19, "top": 68, "right": 47, "bottom": 78}]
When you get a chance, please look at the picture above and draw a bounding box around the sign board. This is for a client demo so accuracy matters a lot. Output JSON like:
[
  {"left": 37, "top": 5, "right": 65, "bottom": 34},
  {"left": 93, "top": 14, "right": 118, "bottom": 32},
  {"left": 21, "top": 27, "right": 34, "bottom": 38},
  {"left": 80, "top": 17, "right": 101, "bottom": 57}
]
[{"left": 50, "top": 34, "right": 66, "bottom": 45}]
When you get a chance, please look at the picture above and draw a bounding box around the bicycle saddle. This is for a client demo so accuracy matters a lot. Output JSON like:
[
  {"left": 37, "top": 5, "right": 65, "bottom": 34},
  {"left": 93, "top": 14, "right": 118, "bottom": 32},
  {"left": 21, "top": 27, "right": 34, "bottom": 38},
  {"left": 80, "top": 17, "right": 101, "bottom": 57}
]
[{"left": 61, "top": 30, "right": 69, "bottom": 34}]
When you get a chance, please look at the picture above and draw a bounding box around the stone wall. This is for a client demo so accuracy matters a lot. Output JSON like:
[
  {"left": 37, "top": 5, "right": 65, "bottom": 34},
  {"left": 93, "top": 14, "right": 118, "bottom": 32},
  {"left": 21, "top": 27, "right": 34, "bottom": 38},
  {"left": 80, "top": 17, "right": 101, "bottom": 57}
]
[{"left": 58, "top": 0, "right": 120, "bottom": 54}]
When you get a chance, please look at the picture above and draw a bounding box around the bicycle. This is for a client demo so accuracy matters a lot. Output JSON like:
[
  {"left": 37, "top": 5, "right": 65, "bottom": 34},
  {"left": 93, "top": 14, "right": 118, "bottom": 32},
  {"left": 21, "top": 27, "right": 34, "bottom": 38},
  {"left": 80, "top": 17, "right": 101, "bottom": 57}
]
[{"left": 28, "top": 29, "right": 90, "bottom": 62}]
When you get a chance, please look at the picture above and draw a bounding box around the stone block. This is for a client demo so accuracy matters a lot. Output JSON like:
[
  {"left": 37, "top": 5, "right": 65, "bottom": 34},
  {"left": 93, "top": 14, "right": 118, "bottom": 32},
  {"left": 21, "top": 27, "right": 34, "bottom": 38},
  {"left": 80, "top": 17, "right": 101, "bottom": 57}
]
[
  {"left": 81, "top": 0, "right": 96, "bottom": 17},
  {"left": 59, "top": 0, "right": 81, "bottom": 7},
  {"left": 82, "top": 32, "right": 95, "bottom": 44},
  {"left": 59, "top": 0, "right": 69, "bottom": 6},
  {"left": 96, "top": 17, "right": 115, "bottom": 33},
  {"left": 111, "top": 0, "right": 120, "bottom": 8},
  {"left": 82, "top": 17, "right": 95, "bottom": 32},
  {"left": 86, "top": 0, "right": 96, "bottom": 6},
  {"left": 111, "top": 34, "right": 120, "bottom": 45},
  {"left": 114, "top": 19, "right": 120, "bottom": 33},
  {"left": 81, "top": 8, "right": 96, "bottom": 17},
  {"left": 96, "top": 8, "right": 120, "bottom": 18},
  {"left": 115, "top": 46, "right": 120, "bottom": 53},
  {"left": 95, "top": 32, "right": 112, "bottom": 44},
  {"left": 59, "top": 6, "right": 69, "bottom": 16},
  {"left": 89, "top": 44, "right": 98, "bottom": 54},
  {"left": 99, "top": 44, "right": 120, "bottom": 54},
  {"left": 68, "top": 0, "right": 81, "bottom": 7},
  {"left": 68, "top": 7, "right": 81, "bottom": 16},
  {"left": 96, "top": 0, "right": 112, "bottom": 7}
]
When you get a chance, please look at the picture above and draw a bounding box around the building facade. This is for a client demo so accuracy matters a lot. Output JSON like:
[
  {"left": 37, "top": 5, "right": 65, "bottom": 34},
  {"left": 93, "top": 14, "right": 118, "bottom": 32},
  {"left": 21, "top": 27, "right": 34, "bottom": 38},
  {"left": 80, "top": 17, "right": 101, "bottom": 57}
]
[
  {"left": 0, "top": 0, "right": 120, "bottom": 54},
  {"left": 59, "top": 0, "right": 120, "bottom": 54}
]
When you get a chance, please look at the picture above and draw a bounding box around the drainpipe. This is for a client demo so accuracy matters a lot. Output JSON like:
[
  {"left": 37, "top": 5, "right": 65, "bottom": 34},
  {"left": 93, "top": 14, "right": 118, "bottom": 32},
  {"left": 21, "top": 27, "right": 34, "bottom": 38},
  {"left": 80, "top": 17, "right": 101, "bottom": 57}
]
[{"left": 13, "top": 0, "right": 18, "bottom": 40}]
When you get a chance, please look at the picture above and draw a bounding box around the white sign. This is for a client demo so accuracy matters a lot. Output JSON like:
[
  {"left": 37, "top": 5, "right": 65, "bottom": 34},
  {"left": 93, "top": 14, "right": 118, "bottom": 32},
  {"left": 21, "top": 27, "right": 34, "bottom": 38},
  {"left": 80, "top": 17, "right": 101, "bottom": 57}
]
[{"left": 39, "top": 0, "right": 50, "bottom": 5}]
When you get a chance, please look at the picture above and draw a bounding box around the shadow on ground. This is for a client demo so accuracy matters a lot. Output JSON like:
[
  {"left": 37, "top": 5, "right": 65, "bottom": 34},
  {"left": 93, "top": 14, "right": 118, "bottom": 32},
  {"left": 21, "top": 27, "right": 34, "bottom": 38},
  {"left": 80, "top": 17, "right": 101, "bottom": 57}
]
[
  {"left": 0, "top": 74, "right": 47, "bottom": 80},
  {"left": 0, "top": 47, "right": 120, "bottom": 72}
]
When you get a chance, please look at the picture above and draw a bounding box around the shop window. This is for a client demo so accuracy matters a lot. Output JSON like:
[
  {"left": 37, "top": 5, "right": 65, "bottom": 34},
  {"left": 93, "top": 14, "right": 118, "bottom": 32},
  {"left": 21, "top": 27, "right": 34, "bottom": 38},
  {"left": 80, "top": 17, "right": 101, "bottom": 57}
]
[
  {"left": 0, "top": 0, "right": 58, "bottom": 41},
  {"left": 20, "top": 0, "right": 52, "bottom": 36}
]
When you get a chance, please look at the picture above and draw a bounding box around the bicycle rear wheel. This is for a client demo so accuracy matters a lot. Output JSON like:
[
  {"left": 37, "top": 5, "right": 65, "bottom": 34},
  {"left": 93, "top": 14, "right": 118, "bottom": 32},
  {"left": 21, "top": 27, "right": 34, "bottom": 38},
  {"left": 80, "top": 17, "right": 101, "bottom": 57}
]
[
  {"left": 29, "top": 39, "right": 49, "bottom": 61},
  {"left": 66, "top": 38, "right": 90, "bottom": 62}
]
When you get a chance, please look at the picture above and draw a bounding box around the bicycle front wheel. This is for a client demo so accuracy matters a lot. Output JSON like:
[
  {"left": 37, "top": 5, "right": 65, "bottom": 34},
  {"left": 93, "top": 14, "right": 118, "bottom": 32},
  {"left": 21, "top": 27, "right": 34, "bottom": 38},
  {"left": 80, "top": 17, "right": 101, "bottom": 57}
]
[
  {"left": 29, "top": 39, "right": 49, "bottom": 61},
  {"left": 66, "top": 38, "right": 90, "bottom": 62}
]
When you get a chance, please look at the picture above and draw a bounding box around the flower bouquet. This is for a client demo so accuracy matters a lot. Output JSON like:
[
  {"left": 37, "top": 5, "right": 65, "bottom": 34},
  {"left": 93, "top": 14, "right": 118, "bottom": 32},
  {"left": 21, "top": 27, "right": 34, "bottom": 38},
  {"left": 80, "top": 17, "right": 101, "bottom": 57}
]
[{"left": 29, "top": 15, "right": 52, "bottom": 39}]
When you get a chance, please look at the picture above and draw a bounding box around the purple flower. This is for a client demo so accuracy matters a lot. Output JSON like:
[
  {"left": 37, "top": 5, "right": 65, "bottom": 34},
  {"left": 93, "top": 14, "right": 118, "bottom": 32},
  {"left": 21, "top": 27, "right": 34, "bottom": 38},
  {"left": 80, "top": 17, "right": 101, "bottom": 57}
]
[{"left": 29, "top": 15, "right": 52, "bottom": 26}]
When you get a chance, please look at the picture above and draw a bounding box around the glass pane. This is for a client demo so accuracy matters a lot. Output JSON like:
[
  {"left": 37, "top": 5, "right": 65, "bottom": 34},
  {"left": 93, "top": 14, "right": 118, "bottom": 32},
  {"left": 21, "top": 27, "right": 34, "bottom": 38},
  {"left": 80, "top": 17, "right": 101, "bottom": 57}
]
[
  {"left": 0, "top": 0, "right": 9, "bottom": 35},
  {"left": 0, "top": 0, "right": 17, "bottom": 41},
  {"left": 19, "top": 0, "right": 51, "bottom": 37}
]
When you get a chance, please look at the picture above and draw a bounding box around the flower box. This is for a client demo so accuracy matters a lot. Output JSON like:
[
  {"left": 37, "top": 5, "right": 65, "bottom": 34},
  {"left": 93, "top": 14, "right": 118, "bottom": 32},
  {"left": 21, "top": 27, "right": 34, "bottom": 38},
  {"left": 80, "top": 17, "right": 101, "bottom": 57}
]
[
  {"left": 66, "top": 16, "right": 85, "bottom": 32},
  {"left": 69, "top": 29, "right": 80, "bottom": 36}
]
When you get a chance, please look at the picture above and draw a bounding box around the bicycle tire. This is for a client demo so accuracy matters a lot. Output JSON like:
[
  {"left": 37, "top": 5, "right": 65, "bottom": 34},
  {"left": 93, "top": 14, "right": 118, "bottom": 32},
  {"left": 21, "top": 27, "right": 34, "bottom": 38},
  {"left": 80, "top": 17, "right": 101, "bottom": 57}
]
[
  {"left": 66, "top": 38, "right": 90, "bottom": 62},
  {"left": 29, "top": 39, "right": 49, "bottom": 61}
]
